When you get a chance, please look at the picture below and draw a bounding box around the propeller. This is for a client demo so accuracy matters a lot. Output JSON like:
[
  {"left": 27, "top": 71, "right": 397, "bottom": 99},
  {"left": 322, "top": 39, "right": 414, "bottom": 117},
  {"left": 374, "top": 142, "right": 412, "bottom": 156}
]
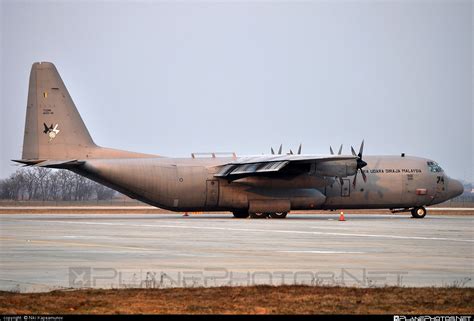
[
  {"left": 329, "top": 144, "right": 344, "bottom": 185},
  {"left": 329, "top": 144, "right": 343, "bottom": 155},
  {"left": 271, "top": 144, "right": 302, "bottom": 155},
  {"left": 351, "top": 140, "right": 368, "bottom": 187},
  {"left": 270, "top": 144, "right": 283, "bottom": 155},
  {"left": 290, "top": 144, "right": 302, "bottom": 155}
]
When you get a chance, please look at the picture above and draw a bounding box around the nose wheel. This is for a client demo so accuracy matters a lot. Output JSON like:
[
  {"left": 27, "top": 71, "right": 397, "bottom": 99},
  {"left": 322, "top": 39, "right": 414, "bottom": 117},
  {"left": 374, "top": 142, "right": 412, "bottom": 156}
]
[{"left": 411, "top": 206, "right": 427, "bottom": 218}]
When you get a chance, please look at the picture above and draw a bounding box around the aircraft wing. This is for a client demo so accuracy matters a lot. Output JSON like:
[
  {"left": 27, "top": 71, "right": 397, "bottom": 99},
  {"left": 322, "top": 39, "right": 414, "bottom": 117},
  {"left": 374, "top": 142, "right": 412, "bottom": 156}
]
[{"left": 214, "top": 154, "right": 358, "bottom": 180}]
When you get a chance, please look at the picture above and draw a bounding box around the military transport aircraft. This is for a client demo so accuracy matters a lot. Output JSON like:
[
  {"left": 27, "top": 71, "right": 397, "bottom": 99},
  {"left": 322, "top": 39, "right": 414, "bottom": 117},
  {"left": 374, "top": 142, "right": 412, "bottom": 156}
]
[{"left": 13, "top": 62, "right": 464, "bottom": 219}]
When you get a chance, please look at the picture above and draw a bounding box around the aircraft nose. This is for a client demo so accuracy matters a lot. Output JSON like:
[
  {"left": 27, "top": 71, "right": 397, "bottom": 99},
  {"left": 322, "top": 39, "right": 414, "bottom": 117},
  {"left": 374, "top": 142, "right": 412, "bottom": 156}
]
[{"left": 448, "top": 179, "right": 464, "bottom": 199}]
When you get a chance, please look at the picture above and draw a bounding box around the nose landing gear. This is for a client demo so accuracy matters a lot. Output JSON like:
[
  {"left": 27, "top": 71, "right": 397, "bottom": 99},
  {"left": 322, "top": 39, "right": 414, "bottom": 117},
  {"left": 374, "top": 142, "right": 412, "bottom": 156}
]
[{"left": 411, "top": 206, "right": 427, "bottom": 219}]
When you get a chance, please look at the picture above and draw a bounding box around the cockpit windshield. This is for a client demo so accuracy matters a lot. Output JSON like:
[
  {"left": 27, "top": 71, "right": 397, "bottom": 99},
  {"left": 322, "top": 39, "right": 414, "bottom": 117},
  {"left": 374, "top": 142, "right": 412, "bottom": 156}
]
[{"left": 427, "top": 161, "right": 443, "bottom": 173}]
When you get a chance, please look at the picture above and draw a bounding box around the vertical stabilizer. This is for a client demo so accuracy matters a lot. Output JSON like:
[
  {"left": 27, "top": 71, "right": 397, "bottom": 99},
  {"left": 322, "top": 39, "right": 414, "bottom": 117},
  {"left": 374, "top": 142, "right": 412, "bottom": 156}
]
[
  {"left": 19, "top": 62, "right": 157, "bottom": 162},
  {"left": 22, "top": 62, "right": 96, "bottom": 160}
]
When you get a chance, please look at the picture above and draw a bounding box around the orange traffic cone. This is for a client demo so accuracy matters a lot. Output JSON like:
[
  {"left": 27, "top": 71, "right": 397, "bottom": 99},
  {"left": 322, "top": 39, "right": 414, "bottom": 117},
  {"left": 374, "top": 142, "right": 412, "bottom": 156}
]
[
  {"left": 339, "top": 211, "right": 345, "bottom": 221},
  {"left": 183, "top": 212, "right": 189, "bottom": 217}
]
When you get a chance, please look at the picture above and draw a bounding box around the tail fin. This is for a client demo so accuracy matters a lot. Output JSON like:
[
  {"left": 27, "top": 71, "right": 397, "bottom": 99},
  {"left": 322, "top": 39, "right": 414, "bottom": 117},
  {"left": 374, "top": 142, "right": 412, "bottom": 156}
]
[
  {"left": 20, "top": 62, "right": 155, "bottom": 162},
  {"left": 22, "top": 62, "right": 96, "bottom": 160}
]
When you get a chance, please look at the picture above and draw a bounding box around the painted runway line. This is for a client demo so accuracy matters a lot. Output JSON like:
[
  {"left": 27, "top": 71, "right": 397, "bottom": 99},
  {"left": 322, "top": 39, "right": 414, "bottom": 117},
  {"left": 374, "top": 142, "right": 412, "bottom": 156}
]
[{"left": 13, "top": 219, "right": 473, "bottom": 244}]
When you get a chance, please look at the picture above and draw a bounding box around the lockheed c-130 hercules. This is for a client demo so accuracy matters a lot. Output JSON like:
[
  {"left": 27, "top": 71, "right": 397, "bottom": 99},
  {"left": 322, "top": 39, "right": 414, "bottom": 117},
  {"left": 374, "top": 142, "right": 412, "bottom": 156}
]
[{"left": 14, "top": 62, "right": 464, "bottom": 219}]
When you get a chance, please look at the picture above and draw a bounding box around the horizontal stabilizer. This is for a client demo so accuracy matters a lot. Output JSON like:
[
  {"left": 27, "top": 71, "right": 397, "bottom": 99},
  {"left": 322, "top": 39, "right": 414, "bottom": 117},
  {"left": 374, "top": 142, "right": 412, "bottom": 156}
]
[
  {"left": 12, "top": 159, "right": 45, "bottom": 166},
  {"left": 12, "top": 159, "right": 84, "bottom": 168}
]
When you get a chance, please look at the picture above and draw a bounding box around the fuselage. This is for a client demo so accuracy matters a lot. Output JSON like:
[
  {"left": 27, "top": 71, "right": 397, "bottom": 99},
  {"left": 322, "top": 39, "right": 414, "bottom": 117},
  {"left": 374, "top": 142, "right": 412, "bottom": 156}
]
[
  {"left": 74, "top": 154, "right": 463, "bottom": 213},
  {"left": 18, "top": 62, "right": 464, "bottom": 218}
]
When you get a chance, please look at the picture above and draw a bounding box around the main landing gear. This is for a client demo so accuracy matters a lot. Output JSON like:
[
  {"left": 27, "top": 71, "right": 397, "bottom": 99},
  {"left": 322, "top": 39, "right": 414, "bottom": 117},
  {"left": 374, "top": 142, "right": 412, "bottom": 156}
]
[
  {"left": 411, "top": 206, "right": 427, "bottom": 219},
  {"left": 250, "top": 212, "right": 268, "bottom": 219},
  {"left": 232, "top": 211, "right": 288, "bottom": 219},
  {"left": 232, "top": 210, "right": 250, "bottom": 218},
  {"left": 269, "top": 212, "right": 288, "bottom": 219}
]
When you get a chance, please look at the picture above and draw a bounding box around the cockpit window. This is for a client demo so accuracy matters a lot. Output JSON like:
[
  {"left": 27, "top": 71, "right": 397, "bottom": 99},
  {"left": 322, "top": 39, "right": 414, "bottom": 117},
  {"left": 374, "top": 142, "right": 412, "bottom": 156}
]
[{"left": 427, "top": 161, "right": 443, "bottom": 173}]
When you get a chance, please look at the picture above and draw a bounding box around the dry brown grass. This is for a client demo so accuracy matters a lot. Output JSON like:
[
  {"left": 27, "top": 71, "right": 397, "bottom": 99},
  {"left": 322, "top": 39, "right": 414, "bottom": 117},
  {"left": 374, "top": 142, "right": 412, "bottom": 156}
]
[{"left": 0, "top": 285, "right": 472, "bottom": 314}]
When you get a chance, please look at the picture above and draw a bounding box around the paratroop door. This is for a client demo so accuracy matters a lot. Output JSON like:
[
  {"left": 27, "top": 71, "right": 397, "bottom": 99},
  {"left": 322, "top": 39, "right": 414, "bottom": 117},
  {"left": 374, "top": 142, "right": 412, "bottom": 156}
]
[
  {"left": 205, "top": 180, "right": 219, "bottom": 207},
  {"left": 341, "top": 179, "right": 351, "bottom": 197}
]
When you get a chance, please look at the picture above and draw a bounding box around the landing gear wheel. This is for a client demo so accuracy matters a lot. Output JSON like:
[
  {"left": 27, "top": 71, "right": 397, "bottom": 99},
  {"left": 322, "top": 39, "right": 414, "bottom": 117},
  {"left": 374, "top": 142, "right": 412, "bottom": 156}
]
[
  {"left": 269, "top": 212, "right": 288, "bottom": 219},
  {"left": 411, "top": 206, "right": 427, "bottom": 219},
  {"left": 250, "top": 212, "right": 268, "bottom": 219},
  {"left": 232, "top": 211, "right": 249, "bottom": 218}
]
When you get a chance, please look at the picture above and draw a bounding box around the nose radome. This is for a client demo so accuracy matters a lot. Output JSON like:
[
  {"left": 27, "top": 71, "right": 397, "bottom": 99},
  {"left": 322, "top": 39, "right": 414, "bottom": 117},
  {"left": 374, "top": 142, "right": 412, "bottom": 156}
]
[{"left": 448, "top": 179, "right": 464, "bottom": 199}]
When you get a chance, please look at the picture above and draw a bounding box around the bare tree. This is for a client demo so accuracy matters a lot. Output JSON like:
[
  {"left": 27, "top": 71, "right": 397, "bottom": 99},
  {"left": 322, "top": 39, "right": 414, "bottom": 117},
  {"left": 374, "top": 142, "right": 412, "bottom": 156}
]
[
  {"left": 94, "top": 183, "right": 116, "bottom": 200},
  {"left": 34, "top": 168, "right": 52, "bottom": 201},
  {"left": 0, "top": 168, "right": 117, "bottom": 201}
]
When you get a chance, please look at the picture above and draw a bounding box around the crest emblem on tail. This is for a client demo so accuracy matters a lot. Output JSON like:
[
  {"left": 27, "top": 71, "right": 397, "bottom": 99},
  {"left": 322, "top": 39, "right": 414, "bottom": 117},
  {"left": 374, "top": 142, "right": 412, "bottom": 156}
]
[{"left": 43, "top": 123, "right": 60, "bottom": 141}]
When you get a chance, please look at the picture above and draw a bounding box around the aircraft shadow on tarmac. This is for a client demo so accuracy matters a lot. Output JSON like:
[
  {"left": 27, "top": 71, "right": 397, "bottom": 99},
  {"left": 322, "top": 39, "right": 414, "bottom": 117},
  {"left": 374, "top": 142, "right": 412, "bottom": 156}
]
[{"left": 20, "top": 214, "right": 425, "bottom": 221}]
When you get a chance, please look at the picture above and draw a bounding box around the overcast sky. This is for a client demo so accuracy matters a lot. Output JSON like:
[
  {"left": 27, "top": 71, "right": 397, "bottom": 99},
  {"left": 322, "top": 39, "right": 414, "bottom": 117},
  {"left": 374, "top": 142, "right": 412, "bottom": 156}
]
[{"left": 0, "top": 0, "right": 472, "bottom": 181}]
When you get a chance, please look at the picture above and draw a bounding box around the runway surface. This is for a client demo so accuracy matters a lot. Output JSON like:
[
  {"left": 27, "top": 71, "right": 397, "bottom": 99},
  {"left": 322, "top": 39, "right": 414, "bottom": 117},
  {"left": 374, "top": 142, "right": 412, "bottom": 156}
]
[{"left": 0, "top": 213, "right": 472, "bottom": 292}]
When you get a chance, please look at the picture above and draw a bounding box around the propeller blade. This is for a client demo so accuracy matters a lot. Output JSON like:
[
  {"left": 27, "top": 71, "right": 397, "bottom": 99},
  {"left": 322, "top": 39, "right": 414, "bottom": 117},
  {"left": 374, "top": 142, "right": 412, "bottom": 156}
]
[
  {"left": 278, "top": 144, "right": 282, "bottom": 155},
  {"left": 351, "top": 146, "right": 357, "bottom": 156},
  {"left": 358, "top": 140, "right": 364, "bottom": 157},
  {"left": 338, "top": 144, "right": 343, "bottom": 155},
  {"left": 271, "top": 147, "right": 275, "bottom": 155},
  {"left": 361, "top": 169, "right": 367, "bottom": 182},
  {"left": 297, "top": 144, "right": 302, "bottom": 155},
  {"left": 352, "top": 171, "right": 358, "bottom": 187},
  {"left": 330, "top": 146, "right": 334, "bottom": 155},
  {"left": 289, "top": 149, "right": 294, "bottom": 155}
]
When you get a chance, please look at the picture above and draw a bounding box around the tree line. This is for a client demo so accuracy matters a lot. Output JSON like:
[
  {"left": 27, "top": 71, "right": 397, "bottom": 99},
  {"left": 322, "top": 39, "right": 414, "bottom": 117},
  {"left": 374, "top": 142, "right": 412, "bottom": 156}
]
[{"left": 0, "top": 168, "right": 116, "bottom": 201}]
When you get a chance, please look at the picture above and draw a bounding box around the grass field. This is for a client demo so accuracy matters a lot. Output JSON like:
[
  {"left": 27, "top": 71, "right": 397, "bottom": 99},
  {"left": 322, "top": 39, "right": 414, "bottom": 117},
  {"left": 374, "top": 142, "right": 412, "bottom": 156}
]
[{"left": 1, "top": 285, "right": 472, "bottom": 314}]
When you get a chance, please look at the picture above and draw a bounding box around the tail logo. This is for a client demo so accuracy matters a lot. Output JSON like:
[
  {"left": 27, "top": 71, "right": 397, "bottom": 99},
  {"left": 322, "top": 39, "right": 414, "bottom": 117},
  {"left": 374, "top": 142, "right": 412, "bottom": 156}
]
[{"left": 43, "top": 123, "right": 60, "bottom": 141}]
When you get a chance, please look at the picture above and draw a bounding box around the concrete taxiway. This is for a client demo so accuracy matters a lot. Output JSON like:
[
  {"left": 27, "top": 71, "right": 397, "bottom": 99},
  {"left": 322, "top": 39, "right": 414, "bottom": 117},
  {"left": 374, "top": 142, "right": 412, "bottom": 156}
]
[{"left": 0, "top": 213, "right": 472, "bottom": 292}]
